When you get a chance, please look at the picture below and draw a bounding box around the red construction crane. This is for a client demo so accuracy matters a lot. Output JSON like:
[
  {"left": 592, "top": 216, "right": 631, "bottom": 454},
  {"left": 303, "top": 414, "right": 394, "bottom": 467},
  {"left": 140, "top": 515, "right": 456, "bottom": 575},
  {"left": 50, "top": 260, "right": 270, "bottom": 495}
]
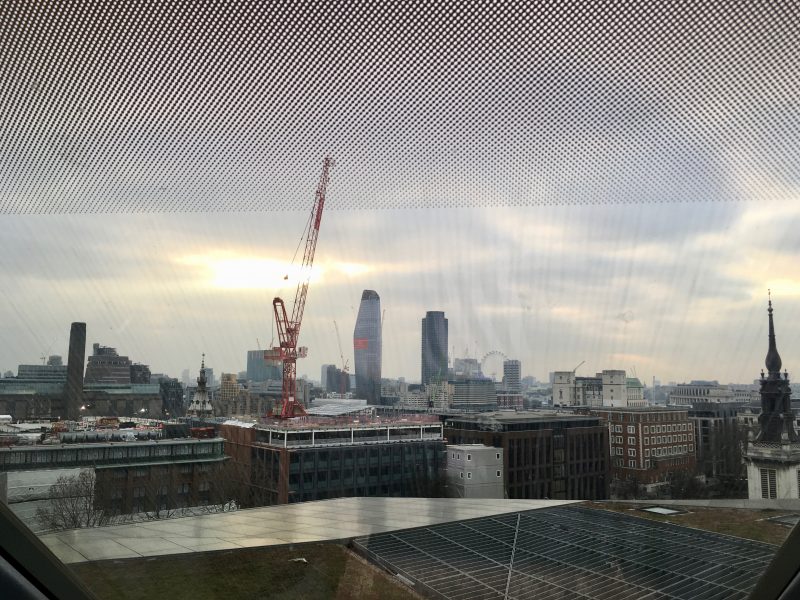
[
  {"left": 333, "top": 320, "right": 349, "bottom": 395},
  {"left": 267, "top": 157, "right": 334, "bottom": 419}
]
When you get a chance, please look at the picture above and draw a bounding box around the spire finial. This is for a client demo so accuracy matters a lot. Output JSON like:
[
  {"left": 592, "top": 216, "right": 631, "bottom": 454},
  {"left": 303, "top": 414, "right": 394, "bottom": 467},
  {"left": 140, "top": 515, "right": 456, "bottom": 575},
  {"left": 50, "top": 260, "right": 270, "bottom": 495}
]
[
  {"left": 197, "top": 353, "right": 208, "bottom": 389},
  {"left": 766, "top": 293, "right": 782, "bottom": 376}
]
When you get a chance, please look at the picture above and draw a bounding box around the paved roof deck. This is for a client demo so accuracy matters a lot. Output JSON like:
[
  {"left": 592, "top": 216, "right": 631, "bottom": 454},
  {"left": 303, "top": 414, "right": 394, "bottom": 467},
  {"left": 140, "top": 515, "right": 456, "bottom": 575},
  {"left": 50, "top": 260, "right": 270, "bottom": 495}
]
[{"left": 39, "top": 498, "right": 579, "bottom": 564}]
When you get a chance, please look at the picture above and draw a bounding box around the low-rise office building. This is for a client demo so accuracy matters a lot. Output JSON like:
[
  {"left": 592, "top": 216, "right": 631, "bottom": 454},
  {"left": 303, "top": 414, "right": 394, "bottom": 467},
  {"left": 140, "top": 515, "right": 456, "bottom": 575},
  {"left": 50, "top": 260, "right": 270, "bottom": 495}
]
[
  {"left": 444, "top": 412, "right": 609, "bottom": 500},
  {"left": 688, "top": 402, "right": 745, "bottom": 478},
  {"left": 220, "top": 416, "right": 446, "bottom": 505},
  {"left": 668, "top": 381, "right": 756, "bottom": 406},
  {"left": 0, "top": 427, "right": 227, "bottom": 530}
]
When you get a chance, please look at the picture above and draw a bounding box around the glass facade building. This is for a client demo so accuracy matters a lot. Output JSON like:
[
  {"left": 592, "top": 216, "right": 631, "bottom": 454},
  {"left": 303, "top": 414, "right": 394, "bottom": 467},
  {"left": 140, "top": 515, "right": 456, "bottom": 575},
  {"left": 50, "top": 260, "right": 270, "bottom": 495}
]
[
  {"left": 353, "top": 290, "right": 382, "bottom": 403},
  {"left": 246, "top": 350, "right": 281, "bottom": 382},
  {"left": 421, "top": 311, "right": 448, "bottom": 386}
]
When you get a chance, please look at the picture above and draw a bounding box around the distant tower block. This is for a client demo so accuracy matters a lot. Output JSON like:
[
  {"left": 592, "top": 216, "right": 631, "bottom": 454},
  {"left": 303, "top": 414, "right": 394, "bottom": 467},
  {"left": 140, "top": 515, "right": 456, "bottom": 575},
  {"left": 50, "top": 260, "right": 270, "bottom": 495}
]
[
  {"left": 421, "top": 311, "right": 448, "bottom": 386},
  {"left": 503, "top": 359, "right": 521, "bottom": 392},
  {"left": 65, "top": 322, "right": 86, "bottom": 421}
]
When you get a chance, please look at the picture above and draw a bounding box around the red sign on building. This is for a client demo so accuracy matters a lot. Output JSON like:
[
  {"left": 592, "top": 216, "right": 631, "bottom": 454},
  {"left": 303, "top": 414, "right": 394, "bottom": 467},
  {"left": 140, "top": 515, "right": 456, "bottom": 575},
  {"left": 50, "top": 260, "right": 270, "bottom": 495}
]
[{"left": 354, "top": 338, "right": 369, "bottom": 350}]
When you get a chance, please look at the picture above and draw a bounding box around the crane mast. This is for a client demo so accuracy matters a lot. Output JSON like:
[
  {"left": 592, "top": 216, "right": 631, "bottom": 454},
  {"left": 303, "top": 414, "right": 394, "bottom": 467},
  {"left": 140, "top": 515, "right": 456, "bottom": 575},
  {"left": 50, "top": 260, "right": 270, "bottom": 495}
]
[
  {"left": 333, "top": 320, "right": 349, "bottom": 395},
  {"left": 269, "top": 157, "right": 334, "bottom": 419}
]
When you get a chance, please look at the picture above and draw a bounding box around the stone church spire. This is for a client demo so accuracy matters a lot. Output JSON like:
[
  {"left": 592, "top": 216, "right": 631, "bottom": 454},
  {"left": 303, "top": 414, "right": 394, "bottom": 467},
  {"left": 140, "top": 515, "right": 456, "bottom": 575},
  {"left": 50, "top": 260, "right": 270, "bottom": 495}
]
[
  {"left": 188, "top": 353, "right": 213, "bottom": 417},
  {"left": 765, "top": 290, "right": 783, "bottom": 378},
  {"left": 756, "top": 295, "right": 796, "bottom": 443}
]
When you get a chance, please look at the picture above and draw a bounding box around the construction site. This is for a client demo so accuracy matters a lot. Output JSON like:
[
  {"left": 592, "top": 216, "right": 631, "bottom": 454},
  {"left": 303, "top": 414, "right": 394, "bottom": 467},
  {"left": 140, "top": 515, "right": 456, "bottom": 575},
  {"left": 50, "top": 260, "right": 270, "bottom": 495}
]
[{"left": 207, "top": 158, "right": 447, "bottom": 504}]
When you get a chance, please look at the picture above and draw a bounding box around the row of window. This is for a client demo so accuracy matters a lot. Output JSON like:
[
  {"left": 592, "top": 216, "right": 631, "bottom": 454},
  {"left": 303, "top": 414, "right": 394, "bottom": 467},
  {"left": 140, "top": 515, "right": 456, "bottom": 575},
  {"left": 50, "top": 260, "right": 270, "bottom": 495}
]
[
  {"left": 645, "top": 424, "right": 690, "bottom": 434},
  {"left": 450, "top": 451, "right": 502, "bottom": 461},
  {"left": 608, "top": 411, "right": 688, "bottom": 424},
  {"left": 0, "top": 442, "right": 222, "bottom": 467},
  {"left": 614, "top": 445, "right": 692, "bottom": 458},
  {"left": 611, "top": 434, "right": 692, "bottom": 446},
  {"left": 458, "top": 470, "right": 502, "bottom": 479},
  {"left": 645, "top": 435, "right": 690, "bottom": 445},
  {"left": 648, "top": 445, "right": 690, "bottom": 457},
  {"left": 610, "top": 423, "right": 691, "bottom": 434}
]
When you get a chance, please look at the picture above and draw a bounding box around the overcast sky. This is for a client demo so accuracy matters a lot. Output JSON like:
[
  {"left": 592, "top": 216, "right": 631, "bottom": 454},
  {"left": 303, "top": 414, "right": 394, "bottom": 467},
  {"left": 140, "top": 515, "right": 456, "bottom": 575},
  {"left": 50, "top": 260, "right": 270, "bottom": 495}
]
[
  {"left": 1, "top": 2, "right": 799, "bottom": 385},
  {"left": 1, "top": 199, "right": 799, "bottom": 385}
]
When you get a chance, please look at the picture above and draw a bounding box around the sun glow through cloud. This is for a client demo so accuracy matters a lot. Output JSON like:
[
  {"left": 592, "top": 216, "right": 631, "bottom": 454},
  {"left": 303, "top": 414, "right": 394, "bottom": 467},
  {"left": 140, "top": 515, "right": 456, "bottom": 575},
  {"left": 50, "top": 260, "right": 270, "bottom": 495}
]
[{"left": 176, "top": 253, "right": 371, "bottom": 290}]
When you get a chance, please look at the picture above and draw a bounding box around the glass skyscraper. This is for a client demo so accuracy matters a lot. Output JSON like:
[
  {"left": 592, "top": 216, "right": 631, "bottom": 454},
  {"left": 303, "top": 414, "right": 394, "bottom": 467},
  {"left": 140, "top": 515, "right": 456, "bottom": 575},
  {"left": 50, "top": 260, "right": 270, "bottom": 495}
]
[
  {"left": 353, "top": 290, "right": 382, "bottom": 403},
  {"left": 421, "top": 311, "right": 448, "bottom": 386},
  {"left": 246, "top": 350, "right": 281, "bottom": 382}
]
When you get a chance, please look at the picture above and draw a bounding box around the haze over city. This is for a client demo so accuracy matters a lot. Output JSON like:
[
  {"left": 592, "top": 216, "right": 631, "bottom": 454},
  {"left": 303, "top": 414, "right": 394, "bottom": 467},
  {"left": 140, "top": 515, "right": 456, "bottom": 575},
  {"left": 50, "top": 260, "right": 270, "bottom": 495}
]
[{"left": 2, "top": 198, "right": 799, "bottom": 384}]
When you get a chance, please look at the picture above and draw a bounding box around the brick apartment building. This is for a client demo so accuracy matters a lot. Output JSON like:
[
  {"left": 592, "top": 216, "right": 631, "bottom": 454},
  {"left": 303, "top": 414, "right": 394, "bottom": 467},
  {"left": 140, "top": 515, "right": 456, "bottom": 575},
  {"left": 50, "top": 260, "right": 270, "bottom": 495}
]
[{"left": 592, "top": 407, "right": 696, "bottom": 485}]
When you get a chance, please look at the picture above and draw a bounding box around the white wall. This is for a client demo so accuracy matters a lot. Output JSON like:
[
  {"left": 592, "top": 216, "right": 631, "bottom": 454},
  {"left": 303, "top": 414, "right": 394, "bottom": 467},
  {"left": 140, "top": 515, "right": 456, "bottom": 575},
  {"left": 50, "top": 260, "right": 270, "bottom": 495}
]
[
  {"left": 602, "top": 370, "right": 627, "bottom": 407},
  {"left": 446, "top": 445, "right": 504, "bottom": 499},
  {"left": 747, "top": 460, "right": 800, "bottom": 500}
]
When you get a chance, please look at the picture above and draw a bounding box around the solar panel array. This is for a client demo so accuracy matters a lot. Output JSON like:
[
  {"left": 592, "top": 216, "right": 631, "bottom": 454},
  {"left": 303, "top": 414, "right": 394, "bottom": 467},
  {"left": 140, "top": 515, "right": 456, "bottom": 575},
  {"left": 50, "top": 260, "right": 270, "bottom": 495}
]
[
  {"left": 1, "top": 1, "right": 799, "bottom": 213},
  {"left": 354, "top": 505, "right": 777, "bottom": 600}
]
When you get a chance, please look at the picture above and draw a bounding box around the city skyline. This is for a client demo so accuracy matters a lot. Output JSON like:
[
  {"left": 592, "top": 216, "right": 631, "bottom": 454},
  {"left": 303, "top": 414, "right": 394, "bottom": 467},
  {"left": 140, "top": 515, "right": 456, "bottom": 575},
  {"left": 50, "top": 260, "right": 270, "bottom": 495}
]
[{"left": 1, "top": 201, "right": 800, "bottom": 384}]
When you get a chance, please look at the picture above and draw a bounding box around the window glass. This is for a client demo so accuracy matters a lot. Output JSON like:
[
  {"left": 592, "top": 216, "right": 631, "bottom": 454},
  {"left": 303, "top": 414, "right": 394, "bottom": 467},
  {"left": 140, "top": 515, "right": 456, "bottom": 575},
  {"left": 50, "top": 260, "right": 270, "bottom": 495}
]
[{"left": 0, "top": 2, "right": 797, "bottom": 599}]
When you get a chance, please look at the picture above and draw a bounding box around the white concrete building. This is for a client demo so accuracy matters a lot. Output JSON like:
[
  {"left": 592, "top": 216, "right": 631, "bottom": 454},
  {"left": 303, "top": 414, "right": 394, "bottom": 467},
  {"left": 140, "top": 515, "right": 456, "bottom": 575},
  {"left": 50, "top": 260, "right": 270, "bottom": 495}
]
[
  {"left": 553, "top": 369, "right": 641, "bottom": 408},
  {"left": 552, "top": 371, "right": 602, "bottom": 407},
  {"left": 626, "top": 378, "right": 646, "bottom": 407},
  {"left": 446, "top": 444, "right": 504, "bottom": 499},
  {"left": 602, "top": 370, "right": 627, "bottom": 407},
  {"left": 668, "top": 381, "right": 755, "bottom": 406}
]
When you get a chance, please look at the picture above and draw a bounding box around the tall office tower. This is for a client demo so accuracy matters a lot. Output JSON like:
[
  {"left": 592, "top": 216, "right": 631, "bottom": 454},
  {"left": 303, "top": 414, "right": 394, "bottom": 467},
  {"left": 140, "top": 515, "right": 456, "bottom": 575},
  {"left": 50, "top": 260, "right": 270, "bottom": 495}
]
[
  {"left": 320, "top": 364, "right": 335, "bottom": 389},
  {"left": 246, "top": 350, "right": 281, "bottom": 382},
  {"left": 325, "top": 364, "right": 350, "bottom": 394},
  {"left": 65, "top": 322, "right": 86, "bottom": 421},
  {"left": 203, "top": 367, "right": 215, "bottom": 388},
  {"left": 353, "top": 290, "right": 382, "bottom": 403},
  {"left": 503, "top": 360, "right": 521, "bottom": 392},
  {"left": 421, "top": 311, "right": 448, "bottom": 386}
]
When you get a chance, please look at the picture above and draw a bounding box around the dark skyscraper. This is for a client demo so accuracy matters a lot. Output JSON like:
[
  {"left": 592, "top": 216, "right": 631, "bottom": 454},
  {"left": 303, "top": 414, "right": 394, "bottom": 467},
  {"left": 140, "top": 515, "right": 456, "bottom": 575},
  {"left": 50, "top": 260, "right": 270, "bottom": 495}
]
[
  {"left": 353, "top": 290, "right": 381, "bottom": 403},
  {"left": 421, "top": 311, "right": 448, "bottom": 386},
  {"left": 65, "top": 322, "right": 86, "bottom": 421}
]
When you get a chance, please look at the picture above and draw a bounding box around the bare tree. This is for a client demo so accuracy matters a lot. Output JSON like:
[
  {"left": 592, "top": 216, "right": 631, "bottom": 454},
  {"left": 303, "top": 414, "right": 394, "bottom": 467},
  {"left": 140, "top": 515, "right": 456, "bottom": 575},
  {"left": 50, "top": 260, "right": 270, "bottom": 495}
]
[
  {"left": 142, "top": 466, "right": 180, "bottom": 520},
  {"left": 202, "top": 461, "right": 254, "bottom": 512},
  {"left": 35, "top": 471, "right": 110, "bottom": 531}
]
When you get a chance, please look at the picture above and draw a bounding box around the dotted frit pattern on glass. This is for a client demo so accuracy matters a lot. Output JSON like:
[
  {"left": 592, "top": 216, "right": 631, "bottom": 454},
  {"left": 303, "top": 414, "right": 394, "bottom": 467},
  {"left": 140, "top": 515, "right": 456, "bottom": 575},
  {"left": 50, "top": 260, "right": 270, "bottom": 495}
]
[{"left": 1, "top": 1, "right": 799, "bottom": 213}]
